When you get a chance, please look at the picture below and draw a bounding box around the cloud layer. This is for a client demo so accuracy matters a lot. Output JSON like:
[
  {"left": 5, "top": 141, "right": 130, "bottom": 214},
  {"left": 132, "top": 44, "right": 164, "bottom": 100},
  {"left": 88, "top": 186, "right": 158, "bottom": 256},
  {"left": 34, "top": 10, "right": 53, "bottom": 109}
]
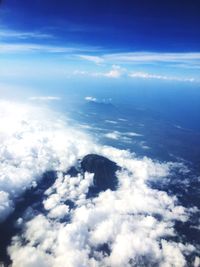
[
  {"left": 129, "top": 71, "right": 195, "bottom": 82},
  {"left": 73, "top": 63, "right": 197, "bottom": 82},
  {"left": 0, "top": 100, "right": 93, "bottom": 222},
  {"left": 0, "top": 100, "right": 199, "bottom": 266}
]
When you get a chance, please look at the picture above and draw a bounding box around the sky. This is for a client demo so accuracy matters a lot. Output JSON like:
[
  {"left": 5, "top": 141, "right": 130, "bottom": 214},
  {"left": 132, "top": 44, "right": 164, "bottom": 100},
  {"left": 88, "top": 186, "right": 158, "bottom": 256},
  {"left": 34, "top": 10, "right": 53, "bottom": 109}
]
[
  {"left": 0, "top": 0, "right": 200, "bottom": 86},
  {"left": 1, "top": 0, "right": 200, "bottom": 51}
]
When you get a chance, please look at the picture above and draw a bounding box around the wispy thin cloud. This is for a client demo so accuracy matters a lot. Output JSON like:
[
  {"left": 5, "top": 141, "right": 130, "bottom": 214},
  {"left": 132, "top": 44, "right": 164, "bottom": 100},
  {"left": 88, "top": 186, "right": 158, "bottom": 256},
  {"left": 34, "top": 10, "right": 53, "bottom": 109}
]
[
  {"left": 29, "top": 96, "right": 61, "bottom": 101},
  {"left": 0, "top": 43, "right": 99, "bottom": 54},
  {"left": 73, "top": 67, "right": 197, "bottom": 82},
  {"left": 79, "top": 52, "right": 200, "bottom": 69},
  {"left": 129, "top": 71, "right": 195, "bottom": 82},
  {"left": 0, "top": 29, "right": 53, "bottom": 40},
  {"left": 79, "top": 55, "right": 104, "bottom": 64},
  {"left": 103, "top": 52, "right": 200, "bottom": 64}
]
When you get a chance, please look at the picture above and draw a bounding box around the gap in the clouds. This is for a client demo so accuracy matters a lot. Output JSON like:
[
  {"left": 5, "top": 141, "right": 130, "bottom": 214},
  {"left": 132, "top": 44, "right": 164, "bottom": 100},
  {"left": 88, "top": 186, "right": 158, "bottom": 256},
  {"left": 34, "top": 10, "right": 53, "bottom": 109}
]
[
  {"left": 148, "top": 167, "right": 200, "bottom": 253},
  {"left": 0, "top": 171, "right": 57, "bottom": 265},
  {"left": 89, "top": 243, "right": 111, "bottom": 261}
]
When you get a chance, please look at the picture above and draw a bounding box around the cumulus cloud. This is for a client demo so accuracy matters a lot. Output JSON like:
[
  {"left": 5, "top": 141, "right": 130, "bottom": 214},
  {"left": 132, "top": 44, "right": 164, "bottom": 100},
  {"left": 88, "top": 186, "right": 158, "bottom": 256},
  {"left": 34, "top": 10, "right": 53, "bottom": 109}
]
[
  {"left": 104, "top": 69, "right": 121, "bottom": 78},
  {"left": 0, "top": 100, "right": 94, "bottom": 222},
  {"left": 194, "top": 257, "right": 200, "bottom": 267},
  {"left": 0, "top": 100, "right": 198, "bottom": 266},
  {"left": 8, "top": 150, "right": 194, "bottom": 267},
  {"left": 92, "top": 65, "right": 125, "bottom": 78},
  {"left": 84, "top": 96, "right": 97, "bottom": 102},
  {"left": 74, "top": 65, "right": 125, "bottom": 79},
  {"left": 103, "top": 65, "right": 124, "bottom": 78}
]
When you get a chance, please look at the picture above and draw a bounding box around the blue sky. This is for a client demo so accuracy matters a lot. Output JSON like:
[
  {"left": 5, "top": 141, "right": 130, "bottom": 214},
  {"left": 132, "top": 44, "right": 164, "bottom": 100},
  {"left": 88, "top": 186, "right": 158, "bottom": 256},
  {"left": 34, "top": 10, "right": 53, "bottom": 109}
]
[{"left": 0, "top": 0, "right": 200, "bottom": 85}]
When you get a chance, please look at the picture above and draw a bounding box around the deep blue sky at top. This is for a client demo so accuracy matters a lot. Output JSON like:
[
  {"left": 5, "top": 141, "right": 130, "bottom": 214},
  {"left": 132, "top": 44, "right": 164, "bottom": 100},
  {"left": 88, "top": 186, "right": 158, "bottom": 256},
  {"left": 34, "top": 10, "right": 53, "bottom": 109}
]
[
  {"left": 0, "top": 1, "right": 200, "bottom": 131},
  {"left": 1, "top": 0, "right": 200, "bottom": 52},
  {"left": 1, "top": 0, "right": 200, "bottom": 89}
]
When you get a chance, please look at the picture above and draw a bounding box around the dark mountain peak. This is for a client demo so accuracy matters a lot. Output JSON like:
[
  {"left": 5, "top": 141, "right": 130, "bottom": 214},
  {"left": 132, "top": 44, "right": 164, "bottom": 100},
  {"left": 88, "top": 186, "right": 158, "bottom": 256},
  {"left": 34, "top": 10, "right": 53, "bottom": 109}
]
[{"left": 81, "top": 154, "right": 119, "bottom": 194}]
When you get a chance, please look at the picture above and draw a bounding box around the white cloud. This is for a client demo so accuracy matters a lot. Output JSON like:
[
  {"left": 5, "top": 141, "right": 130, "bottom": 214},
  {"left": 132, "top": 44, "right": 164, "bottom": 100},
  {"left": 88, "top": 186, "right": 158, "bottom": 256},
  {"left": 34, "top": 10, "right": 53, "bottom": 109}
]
[
  {"left": 0, "top": 100, "right": 198, "bottom": 266},
  {"left": 194, "top": 256, "right": 200, "bottom": 267},
  {"left": 105, "top": 120, "right": 118, "bottom": 124},
  {"left": 78, "top": 52, "right": 200, "bottom": 78},
  {"left": 84, "top": 96, "right": 97, "bottom": 102},
  {"left": 72, "top": 65, "right": 196, "bottom": 82},
  {"left": 104, "top": 131, "right": 121, "bottom": 140},
  {"left": 91, "top": 70, "right": 122, "bottom": 79},
  {"left": 0, "top": 43, "right": 98, "bottom": 54},
  {"left": 84, "top": 96, "right": 112, "bottom": 106},
  {"left": 74, "top": 64, "right": 125, "bottom": 79},
  {"left": 104, "top": 131, "right": 142, "bottom": 142},
  {"left": 103, "top": 52, "right": 200, "bottom": 65},
  {"left": 0, "top": 191, "right": 14, "bottom": 223},
  {"left": 8, "top": 152, "right": 195, "bottom": 266},
  {"left": 29, "top": 96, "right": 61, "bottom": 101},
  {"left": 48, "top": 204, "right": 69, "bottom": 219},
  {"left": 160, "top": 240, "right": 195, "bottom": 267},
  {"left": 79, "top": 55, "right": 104, "bottom": 65},
  {"left": 129, "top": 71, "right": 195, "bottom": 82},
  {"left": 9, "top": 244, "right": 53, "bottom": 267},
  {"left": 139, "top": 141, "right": 151, "bottom": 150},
  {"left": 125, "top": 132, "right": 143, "bottom": 137},
  {"left": 102, "top": 66, "right": 124, "bottom": 78},
  {"left": 7, "top": 148, "right": 197, "bottom": 266},
  {"left": 0, "top": 43, "right": 70, "bottom": 54},
  {"left": 118, "top": 118, "right": 127, "bottom": 122},
  {"left": 0, "top": 29, "right": 53, "bottom": 40},
  {"left": 104, "top": 69, "right": 121, "bottom": 78},
  {"left": 0, "top": 100, "right": 94, "bottom": 222}
]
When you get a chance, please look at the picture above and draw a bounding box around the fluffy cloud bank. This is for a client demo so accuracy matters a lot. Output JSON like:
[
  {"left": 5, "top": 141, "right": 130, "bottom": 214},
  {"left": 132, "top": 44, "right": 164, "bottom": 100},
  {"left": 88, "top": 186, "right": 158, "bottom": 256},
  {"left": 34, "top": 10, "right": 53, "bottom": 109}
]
[
  {"left": 0, "top": 100, "right": 94, "bottom": 222},
  {"left": 0, "top": 100, "right": 198, "bottom": 266},
  {"left": 8, "top": 147, "right": 197, "bottom": 267}
]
